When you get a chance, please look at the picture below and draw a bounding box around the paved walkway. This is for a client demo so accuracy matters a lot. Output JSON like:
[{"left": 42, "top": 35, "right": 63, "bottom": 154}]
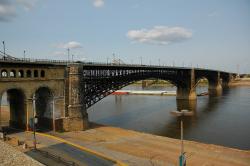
[{"left": 8, "top": 132, "right": 117, "bottom": 166}]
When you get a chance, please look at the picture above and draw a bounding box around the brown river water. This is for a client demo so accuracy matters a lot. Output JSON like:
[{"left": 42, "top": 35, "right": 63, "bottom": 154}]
[{"left": 88, "top": 85, "right": 250, "bottom": 150}]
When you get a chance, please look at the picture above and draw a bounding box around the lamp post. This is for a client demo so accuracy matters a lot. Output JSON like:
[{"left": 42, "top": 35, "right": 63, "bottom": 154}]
[
  {"left": 31, "top": 95, "right": 37, "bottom": 150},
  {"left": 170, "top": 110, "right": 193, "bottom": 166},
  {"left": 23, "top": 50, "right": 26, "bottom": 59}
]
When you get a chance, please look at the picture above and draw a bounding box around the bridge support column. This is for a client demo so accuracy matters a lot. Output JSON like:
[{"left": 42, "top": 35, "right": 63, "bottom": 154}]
[
  {"left": 62, "top": 64, "right": 88, "bottom": 131},
  {"left": 176, "top": 69, "right": 197, "bottom": 100},
  {"left": 221, "top": 73, "right": 233, "bottom": 88},
  {"left": 209, "top": 72, "right": 222, "bottom": 96}
]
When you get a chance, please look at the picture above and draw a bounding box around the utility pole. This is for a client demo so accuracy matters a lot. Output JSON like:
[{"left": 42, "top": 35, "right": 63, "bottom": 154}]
[
  {"left": 23, "top": 50, "right": 26, "bottom": 59},
  {"left": 32, "top": 95, "right": 37, "bottom": 149},
  {"left": 140, "top": 56, "right": 142, "bottom": 65},
  {"left": 113, "top": 53, "right": 115, "bottom": 63},
  {"left": 107, "top": 57, "right": 109, "bottom": 64},
  {"left": 67, "top": 48, "right": 70, "bottom": 62},
  {"left": 2, "top": 41, "right": 5, "bottom": 59},
  {"left": 237, "top": 64, "right": 239, "bottom": 76}
]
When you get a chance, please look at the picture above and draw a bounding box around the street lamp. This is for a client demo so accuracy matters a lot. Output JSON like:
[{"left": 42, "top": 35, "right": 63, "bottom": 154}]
[
  {"left": 30, "top": 95, "right": 37, "bottom": 150},
  {"left": 170, "top": 110, "right": 193, "bottom": 166}
]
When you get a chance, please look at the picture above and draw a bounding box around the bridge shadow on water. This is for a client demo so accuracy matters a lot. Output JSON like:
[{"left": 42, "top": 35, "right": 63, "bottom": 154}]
[{"left": 160, "top": 88, "right": 234, "bottom": 142}]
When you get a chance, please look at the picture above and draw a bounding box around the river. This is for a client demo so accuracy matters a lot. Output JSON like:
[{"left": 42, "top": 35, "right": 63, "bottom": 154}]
[{"left": 88, "top": 85, "right": 250, "bottom": 150}]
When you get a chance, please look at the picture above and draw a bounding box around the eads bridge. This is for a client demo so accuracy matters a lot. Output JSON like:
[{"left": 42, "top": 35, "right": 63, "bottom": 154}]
[{"left": 0, "top": 55, "right": 236, "bottom": 131}]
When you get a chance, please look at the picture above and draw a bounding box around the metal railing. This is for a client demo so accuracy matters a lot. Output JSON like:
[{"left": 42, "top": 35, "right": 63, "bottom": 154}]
[{"left": 0, "top": 50, "right": 234, "bottom": 73}]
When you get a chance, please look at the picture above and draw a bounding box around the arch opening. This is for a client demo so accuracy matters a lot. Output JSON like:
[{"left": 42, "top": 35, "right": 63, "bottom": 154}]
[
  {"left": 18, "top": 70, "right": 24, "bottom": 78},
  {"left": 27, "top": 70, "right": 32, "bottom": 77},
  {"left": 195, "top": 77, "right": 209, "bottom": 96},
  {"left": 0, "top": 89, "right": 26, "bottom": 129},
  {"left": 41, "top": 70, "right": 45, "bottom": 78},
  {"left": 10, "top": 70, "right": 16, "bottom": 77},
  {"left": 34, "top": 70, "right": 38, "bottom": 78},
  {"left": 34, "top": 87, "right": 53, "bottom": 131},
  {"left": 87, "top": 78, "right": 178, "bottom": 109},
  {"left": 1, "top": 70, "right": 8, "bottom": 77}
]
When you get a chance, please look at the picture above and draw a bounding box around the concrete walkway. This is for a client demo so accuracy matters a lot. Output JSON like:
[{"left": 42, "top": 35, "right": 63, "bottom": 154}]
[{"left": 8, "top": 132, "right": 117, "bottom": 166}]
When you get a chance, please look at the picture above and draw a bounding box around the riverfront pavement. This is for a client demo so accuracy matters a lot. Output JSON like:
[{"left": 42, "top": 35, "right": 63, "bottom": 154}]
[{"left": 7, "top": 123, "right": 250, "bottom": 166}]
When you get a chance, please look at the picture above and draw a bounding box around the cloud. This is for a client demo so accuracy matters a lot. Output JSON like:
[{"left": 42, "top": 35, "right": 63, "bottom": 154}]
[
  {"left": 17, "top": 0, "right": 38, "bottom": 11},
  {"left": 0, "top": 0, "right": 16, "bottom": 22},
  {"left": 57, "top": 41, "right": 83, "bottom": 49},
  {"left": 0, "top": 0, "right": 38, "bottom": 22},
  {"left": 93, "top": 0, "right": 104, "bottom": 8},
  {"left": 127, "top": 26, "right": 192, "bottom": 45}
]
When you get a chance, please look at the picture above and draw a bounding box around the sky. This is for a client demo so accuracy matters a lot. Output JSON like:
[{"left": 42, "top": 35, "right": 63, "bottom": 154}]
[{"left": 0, "top": 0, "right": 249, "bottom": 73}]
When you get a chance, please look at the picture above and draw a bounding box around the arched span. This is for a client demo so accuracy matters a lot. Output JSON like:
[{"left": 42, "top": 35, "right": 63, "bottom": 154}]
[
  {"left": 34, "top": 87, "right": 54, "bottom": 131},
  {"left": 195, "top": 71, "right": 222, "bottom": 96},
  {"left": 82, "top": 67, "right": 182, "bottom": 109},
  {"left": 0, "top": 88, "right": 26, "bottom": 129}
]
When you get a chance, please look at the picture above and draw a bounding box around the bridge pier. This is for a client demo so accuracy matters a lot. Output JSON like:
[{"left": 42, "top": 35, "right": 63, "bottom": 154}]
[
  {"left": 62, "top": 65, "right": 88, "bottom": 131},
  {"left": 208, "top": 72, "right": 222, "bottom": 96},
  {"left": 176, "top": 69, "right": 197, "bottom": 100}
]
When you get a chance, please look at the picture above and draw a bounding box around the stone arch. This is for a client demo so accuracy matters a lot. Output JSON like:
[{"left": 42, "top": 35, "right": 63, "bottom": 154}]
[
  {"left": 1, "top": 69, "right": 8, "bottom": 77},
  {"left": 18, "top": 70, "right": 24, "bottom": 78},
  {"left": 34, "top": 86, "right": 54, "bottom": 130},
  {"left": 34, "top": 70, "right": 39, "bottom": 78},
  {"left": 41, "top": 70, "right": 45, "bottom": 78},
  {"left": 0, "top": 88, "right": 27, "bottom": 129},
  {"left": 10, "top": 70, "right": 16, "bottom": 77},
  {"left": 26, "top": 70, "right": 32, "bottom": 78}
]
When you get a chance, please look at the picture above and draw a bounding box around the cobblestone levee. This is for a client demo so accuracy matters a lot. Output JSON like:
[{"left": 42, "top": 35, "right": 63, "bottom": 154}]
[{"left": 0, "top": 141, "right": 44, "bottom": 166}]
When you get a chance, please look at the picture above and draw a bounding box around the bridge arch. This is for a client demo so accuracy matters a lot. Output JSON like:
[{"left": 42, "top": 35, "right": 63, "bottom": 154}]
[
  {"left": 33, "top": 86, "right": 54, "bottom": 131},
  {"left": 0, "top": 88, "right": 27, "bottom": 129},
  {"left": 1, "top": 69, "right": 8, "bottom": 77}
]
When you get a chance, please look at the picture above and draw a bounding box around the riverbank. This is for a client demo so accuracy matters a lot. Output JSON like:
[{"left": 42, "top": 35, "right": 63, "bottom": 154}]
[
  {"left": 3, "top": 124, "right": 250, "bottom": 166},
  {"left": 48, "top": 123, "right": 249, "bottom": 166},
  {"left": 230, "top": 78, "right": 250, "bottom": 86}
]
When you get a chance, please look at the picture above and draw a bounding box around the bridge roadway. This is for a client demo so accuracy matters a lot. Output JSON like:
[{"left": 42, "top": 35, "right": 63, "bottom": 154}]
[{"left": 0, "top": 57, "right": 236, "bottom": 132}]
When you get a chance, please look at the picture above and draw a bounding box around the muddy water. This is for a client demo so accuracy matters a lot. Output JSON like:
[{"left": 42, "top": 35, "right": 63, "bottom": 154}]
[{"left": 88, "top": 85, "right": 250, "bottom": 150}]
